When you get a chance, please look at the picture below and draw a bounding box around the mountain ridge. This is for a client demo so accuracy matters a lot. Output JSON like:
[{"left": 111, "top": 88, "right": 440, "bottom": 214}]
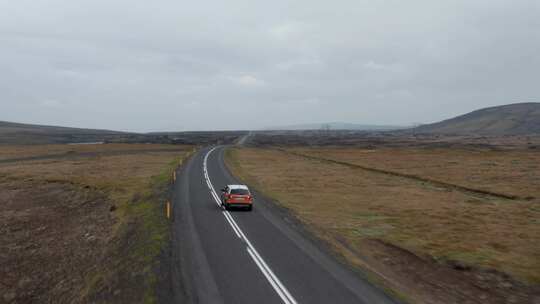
[
  {"left": 0, "top": 120, "right": 131, "bottom": 144},
  {"left": 414, "top": 102, "right": 540, "bottom": 135}
]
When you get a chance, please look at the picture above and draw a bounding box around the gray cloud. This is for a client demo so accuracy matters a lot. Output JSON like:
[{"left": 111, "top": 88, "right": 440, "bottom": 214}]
[{"left": 1, "top": 0, "right": 538, "bottom": 131}]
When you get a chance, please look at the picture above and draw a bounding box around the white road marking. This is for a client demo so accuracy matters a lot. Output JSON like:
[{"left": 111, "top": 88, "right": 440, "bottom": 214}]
[
  {"left": 203, "top": 147, "right": 298, "bottom": 304},
  {"left": 247, "top": 247, "right": 291, "bottom": 303},
  {"left": 222, "top": 211, "right": 242, "bottom": 238}
]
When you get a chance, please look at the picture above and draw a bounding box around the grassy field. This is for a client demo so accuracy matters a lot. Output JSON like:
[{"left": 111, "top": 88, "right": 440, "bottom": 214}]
[
  {"left": 288, "top": 147, "right": 540, "bottom": 200},
  {"left": 0, "top": 144, "right": 193, "bottom": 303},
  {"left": 226, "top": 147, "right": 540, "bottom": 304},
  {"left": 0, "top": 143, "right": 184, "bottom": 160}
]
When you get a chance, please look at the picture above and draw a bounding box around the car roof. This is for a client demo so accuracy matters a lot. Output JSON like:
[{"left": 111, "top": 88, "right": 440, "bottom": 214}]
[{"left": 227, "top": 184, "right": 249, "bottom": 190}]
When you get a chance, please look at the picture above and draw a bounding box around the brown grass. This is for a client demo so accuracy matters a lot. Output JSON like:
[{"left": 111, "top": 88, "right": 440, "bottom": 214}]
[
  {"left": 0, "top": 143, "right": 183, "bottom": 160},
  {"left": 0, "top": 144, "right": 194, "bottom": 303},
  {"left": 225, "top": 147, "right": 540, "bottom": 303},
  {"left": 288, "top": 147, "right": 540, "bottom": 200},
  {"left": 0, "top": 151, "right": 184, "bottom": 219}
]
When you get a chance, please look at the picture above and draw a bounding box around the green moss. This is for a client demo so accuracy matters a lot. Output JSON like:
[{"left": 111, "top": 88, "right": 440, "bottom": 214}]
[{"left": 111, "top": 154, "right": 186, "bottom": 303}]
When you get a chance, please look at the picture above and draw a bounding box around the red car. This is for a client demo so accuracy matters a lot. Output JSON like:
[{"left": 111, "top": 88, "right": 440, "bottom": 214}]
[{"left": 220, "top": 184, "right": 253, "bottom": 211}]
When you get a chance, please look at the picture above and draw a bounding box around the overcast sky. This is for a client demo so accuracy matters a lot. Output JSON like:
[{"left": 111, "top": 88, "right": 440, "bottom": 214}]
[{"left": 1, "top": 0, "right": 538, "bottom": 131}]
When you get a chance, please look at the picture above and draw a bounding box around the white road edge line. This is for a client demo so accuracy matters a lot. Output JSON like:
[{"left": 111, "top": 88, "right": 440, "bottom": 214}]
[
  {"left": 203, "top": 147, "right": 298, "bottom": 304},
  {"left": 247, "top": 247, "right": 291, "bottom": 304},
  {"left": 223, "top": 212, "right": 242, "bottom": 238}
]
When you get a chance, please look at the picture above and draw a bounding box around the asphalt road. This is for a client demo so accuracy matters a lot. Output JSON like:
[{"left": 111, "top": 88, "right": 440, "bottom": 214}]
[{"left": 171, "top": 146, "right": 398, "bottom": 304}]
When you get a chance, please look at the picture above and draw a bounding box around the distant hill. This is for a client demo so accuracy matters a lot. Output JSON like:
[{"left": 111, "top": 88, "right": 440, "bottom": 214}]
[
  {"left": 0, "top": 121, "right": 247, "bottom": 145},
  {"left": 414, "top": 103, "right": 540, "bottom": 135},
  {"left": 266, "top": 122, "right": 405, "bottom": 131},
  {"left": 0, "top": 121, "right": 130, "bottom": 144}
]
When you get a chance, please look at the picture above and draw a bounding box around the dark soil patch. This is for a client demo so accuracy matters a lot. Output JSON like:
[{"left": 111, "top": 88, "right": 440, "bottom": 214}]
[
  {"left": 355, "top": 239, "right": 540, "bottom": 304},
  {"left": 0, "top": 177, "right": 114, "bottom": 303}
]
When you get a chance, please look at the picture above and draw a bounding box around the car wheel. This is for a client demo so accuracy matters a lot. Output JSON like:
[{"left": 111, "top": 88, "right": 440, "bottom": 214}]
[{"left": 247, "top": 205, "right": 253, "bottom": 211}]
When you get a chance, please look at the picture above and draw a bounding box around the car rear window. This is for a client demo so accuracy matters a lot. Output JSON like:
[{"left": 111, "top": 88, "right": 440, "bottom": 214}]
[{"left": 230, "top": 189, "right": 250, "bottom": 195}]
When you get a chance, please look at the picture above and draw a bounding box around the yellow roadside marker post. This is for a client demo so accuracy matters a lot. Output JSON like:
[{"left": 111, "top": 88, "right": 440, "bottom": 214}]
[{"left": 166, "top": 201, "right": 171, "bottom": 219}]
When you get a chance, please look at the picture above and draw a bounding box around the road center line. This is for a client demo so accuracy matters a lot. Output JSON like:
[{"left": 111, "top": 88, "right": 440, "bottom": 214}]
[{"left": 203, "top": 147, "right": 298, "bottom": 304}]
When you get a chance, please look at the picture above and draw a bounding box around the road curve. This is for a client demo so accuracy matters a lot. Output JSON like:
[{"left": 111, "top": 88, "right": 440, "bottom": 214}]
[{"left": 170, "top": 146, "right": 399, "bottom": 304}]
